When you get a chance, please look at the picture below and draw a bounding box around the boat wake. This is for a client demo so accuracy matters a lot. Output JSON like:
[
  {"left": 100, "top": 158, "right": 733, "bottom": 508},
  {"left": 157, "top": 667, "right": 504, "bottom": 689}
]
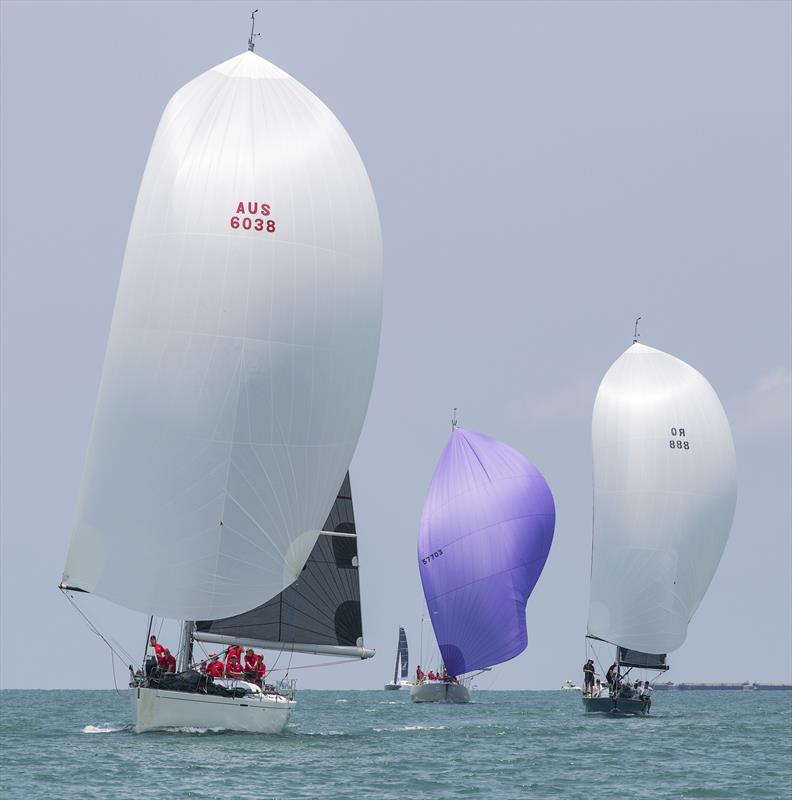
[{"left": 81, "top": 724, "right": 129, "bottom": 734}]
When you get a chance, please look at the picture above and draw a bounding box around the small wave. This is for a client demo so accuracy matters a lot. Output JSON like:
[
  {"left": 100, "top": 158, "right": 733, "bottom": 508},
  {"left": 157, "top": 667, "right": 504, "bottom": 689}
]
[
  {"left": 402, "top": 725, "right": 447, "bottom": 731},
  {"left": 335, "top": 699, "right": 348, "bottom": 703},
  {"left": 81, "top": 724, "right": 126, "bottom": 734}
]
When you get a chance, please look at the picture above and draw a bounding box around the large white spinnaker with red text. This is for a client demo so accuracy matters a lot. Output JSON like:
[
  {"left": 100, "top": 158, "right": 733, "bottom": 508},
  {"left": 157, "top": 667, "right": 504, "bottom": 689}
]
[{"left": 62, "top": 49, "right": 382, "bottom": 625}]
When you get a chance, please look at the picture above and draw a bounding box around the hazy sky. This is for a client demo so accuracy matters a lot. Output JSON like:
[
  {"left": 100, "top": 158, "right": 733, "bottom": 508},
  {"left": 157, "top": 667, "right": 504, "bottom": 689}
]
[{"left": 1, "top": 0, "right": 790, "bottom": 691}]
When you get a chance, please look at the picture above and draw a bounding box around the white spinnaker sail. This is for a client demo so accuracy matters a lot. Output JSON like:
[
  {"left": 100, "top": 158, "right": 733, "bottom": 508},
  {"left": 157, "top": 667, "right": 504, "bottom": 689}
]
[
  {"left": 63, "top": 52, "right": 382, "bottom": 620},
  {"left": 588, "top": 343, "right": 737, "bottom": 655}
]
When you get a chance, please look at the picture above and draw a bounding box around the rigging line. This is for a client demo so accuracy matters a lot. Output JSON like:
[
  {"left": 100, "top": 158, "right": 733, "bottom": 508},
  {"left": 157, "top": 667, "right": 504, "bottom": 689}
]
[
  {"left": 267, "top": 640, "right": 287, "bottom": 674},
  {"left": 60, "top": 589, "right": 135, "bottom": 666},
  {"left": 61, "top": 589, "right": 135, "bottom": 663},
  {"left": 286, "top": 645, "right": 294, "bottom": 677},
  {"left": 591, "top": 640, "right": 606, "bottom": 681},
  {"left": 109, "top": 648, "right": 122, "bottom": 697}
]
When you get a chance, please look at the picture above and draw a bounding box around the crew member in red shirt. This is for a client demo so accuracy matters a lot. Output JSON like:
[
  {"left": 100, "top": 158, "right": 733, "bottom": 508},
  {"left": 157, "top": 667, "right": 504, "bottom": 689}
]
[
  {"left": 204, "top": 654, "right": 224, "bottom": 678},
  {"left": 427, "top": 670, "right": 436, "bottom": 681},
  {"left": 255, "top": 655, "right": 266, "bottom": 686},
  {"left": 162, "top": 649, "right": 177, "bottom": 673},
  {"left": 225, "top": 647, "right": 244, "bottom": 679},
  {"left": 243, "top": 648, "right": 260, "bottom": 682},
  {"left": 146, "top": 636, "right": 165, "bottom": 676},
  {"left": 415, "top": 666, "right": 425, "bottom": 684},
  {"left": 148, "top": 635, "right": 165, "bottom": 658}
]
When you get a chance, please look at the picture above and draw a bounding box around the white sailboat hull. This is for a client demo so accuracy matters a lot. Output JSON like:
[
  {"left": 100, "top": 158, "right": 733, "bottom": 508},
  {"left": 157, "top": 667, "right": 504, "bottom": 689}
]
[
  {"left": 133, "top": 687, "right": 294, "bottom": 733},
  {"left": 410, "top": 682, "right": 470, "bottom": 704},
  {"left": 384, "top": 680, "right": 412, "bottom": 691}
]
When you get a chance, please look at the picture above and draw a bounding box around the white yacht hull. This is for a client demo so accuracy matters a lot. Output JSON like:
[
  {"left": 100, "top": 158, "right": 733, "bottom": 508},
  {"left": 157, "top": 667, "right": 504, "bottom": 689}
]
[
  {"left": 410, "top": 682, "right": 470, "bottom": 703},
  {"left": 133, "top": 686, "right": 294, "bottom": 733},
  {"left": 384, "top": 680, "right": 412, "bottom": 691}
]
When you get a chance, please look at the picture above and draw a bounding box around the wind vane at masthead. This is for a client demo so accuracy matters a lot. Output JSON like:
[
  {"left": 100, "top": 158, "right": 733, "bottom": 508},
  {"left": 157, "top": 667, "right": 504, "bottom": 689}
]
[{"left": 248, "top": 9, "right": 261, "bottom": 52}]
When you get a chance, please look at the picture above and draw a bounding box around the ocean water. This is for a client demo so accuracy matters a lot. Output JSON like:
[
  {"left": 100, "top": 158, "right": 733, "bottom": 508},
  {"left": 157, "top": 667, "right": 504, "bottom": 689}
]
[{"left": 1, "top": 689, "right": 790, "bottom": 799}]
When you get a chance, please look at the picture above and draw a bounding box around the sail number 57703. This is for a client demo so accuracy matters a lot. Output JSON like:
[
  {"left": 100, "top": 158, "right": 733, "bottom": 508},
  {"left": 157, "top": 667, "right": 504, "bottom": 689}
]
[{"left": 422, "top": 549, "right": 444, "bottom": 565}]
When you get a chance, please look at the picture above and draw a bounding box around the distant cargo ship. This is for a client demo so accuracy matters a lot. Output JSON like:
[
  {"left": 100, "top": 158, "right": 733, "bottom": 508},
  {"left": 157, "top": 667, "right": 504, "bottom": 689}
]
[{"left": 658, "top": 682, "right": 792, "bottom": 691}]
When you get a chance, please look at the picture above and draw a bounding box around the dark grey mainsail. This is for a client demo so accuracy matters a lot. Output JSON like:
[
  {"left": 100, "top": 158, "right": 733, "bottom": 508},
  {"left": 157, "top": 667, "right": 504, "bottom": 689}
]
[
  {"left": 392, "top": 626, "right": 409, "bottom": 683},
  {"left": 193, "top": 473, "right": 373, "bottom": 659},
  {"left": 617, "top": 647, "right": 668, "bottom": 671},
  {"left": 399, "top": 627, "right": 409, "bottom": 679}
]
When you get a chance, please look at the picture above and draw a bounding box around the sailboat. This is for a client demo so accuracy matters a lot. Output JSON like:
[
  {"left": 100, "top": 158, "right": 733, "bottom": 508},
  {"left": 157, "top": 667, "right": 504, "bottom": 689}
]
[
  {"left": 411, "top": 423, "right": 555, "bottom": 703},
  {"left": 583, "top": 338, "right": 737, "bottom": 715},
  {"left": 384, "top": 627, "right": 411, "bottom": 690},
  {"left": 60, "top": 19, "right": 383, "bottom": 734}
]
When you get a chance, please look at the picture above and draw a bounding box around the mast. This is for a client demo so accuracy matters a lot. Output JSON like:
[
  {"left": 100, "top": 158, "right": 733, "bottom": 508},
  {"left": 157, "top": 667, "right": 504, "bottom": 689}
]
[
  {"left": 247, "top": 8, "right": 260, "bottom": 51},
  {"left": 141, "top": 615, "right": 154, "bottom": 671},
  {"left": 177, "top": 620, "right": 194, "bottom": 672}
]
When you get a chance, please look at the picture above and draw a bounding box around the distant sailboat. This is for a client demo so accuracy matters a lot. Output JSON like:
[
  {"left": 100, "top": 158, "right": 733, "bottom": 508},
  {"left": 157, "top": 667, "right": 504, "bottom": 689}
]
[
  {"left": 60, "top": 20, "right": 382, "bottom": 734},
  {"left": 583, "top": 339, "right": 737, "bottom": 715},
  {"left": 384, "top": 627, "right": 411, "bottom": 690},
  {"left": 412, "top": 423, "right": 555, "bottom": 703}
]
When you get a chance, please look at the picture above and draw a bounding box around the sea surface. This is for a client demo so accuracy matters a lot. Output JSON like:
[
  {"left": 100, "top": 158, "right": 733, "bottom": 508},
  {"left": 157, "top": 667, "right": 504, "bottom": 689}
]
[{"left": 1, "top": 689, "right": 790, "bottom": 799}]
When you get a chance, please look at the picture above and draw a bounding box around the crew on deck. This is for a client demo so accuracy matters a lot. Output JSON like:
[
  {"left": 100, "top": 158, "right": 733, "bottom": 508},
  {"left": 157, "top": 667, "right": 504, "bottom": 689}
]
[
  {"left": 243, "top": 648, "right": 267, "bottom": 686},
  {"left": 582, "top": 659, "right": 596, "bottom": 696},
  {"left": 641, "top": 681, "right": 653, "bottom": 713},
  {"left": 158, "top": 648, "right": 176, "bottom": 673},
  {"left": 415, "top": 665, "right": 425, "bottom": 684},
  {"left": 204, "top": 653, "right": 224, "bottom": 678},
  {"left": 225, "top": 645, "right": 244, "bottom": 679},
  {"left": 605, "top": 663, "right": 616, "bottom": 692},
  {"left": 145, "top": 635, "right": 165, "bottom": 677}
]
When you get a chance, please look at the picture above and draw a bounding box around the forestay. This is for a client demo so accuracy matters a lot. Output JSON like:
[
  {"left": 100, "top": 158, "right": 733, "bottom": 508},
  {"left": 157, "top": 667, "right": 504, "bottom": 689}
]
[
  {"left": 418, "top": 428, "right": 555, "bottom": 675},
  {"left": 588, "top": 343, "right": 737, "bottom": 655},
  {"left": 62, "top": 52, "right": 383, "bottom": 620}
]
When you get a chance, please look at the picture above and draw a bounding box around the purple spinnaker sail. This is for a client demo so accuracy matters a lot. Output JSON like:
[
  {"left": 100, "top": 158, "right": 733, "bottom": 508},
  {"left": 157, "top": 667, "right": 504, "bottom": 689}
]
[{"left": 418, "top": 427, "right": 555, "bottom": 675}]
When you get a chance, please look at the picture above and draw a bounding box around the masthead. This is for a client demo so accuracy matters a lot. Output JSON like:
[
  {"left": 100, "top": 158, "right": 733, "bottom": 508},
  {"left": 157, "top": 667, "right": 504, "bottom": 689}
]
[{"left": 247, "top": 9, "right": 260, "bottom": 52}]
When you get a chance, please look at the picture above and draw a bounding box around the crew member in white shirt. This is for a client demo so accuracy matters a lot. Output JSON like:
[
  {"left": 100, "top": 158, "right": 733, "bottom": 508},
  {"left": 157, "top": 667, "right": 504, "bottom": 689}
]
[{"left": 641, "top": 681, "right": 653, "bottom": 713}]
